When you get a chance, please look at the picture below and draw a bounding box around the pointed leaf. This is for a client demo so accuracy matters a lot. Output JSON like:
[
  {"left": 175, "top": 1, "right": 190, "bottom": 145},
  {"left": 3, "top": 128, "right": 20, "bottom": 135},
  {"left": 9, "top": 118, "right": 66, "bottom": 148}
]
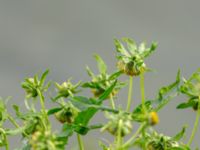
[
  {"left": 114, "top": 39, "right": 130, "bottom": 57},
  {"left": 172, "top": 126, "right": 187, "bottom": 141},
  {"left": 39, "top": 69, "right": 49, "bottom": 86},
  {"left": 94, "top": 54, "right": 107, "bottom": 75}
]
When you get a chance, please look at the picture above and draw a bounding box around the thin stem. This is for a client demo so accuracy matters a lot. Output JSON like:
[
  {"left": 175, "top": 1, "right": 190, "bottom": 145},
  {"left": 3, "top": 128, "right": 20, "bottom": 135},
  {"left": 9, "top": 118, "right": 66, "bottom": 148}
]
[
  {"left": 122, "top": 123, "right": 146, "bottom": 149},
  {"left": 7, "top": 114, "right": 29, "bottom": 137},
  {"left": 187, "top": 99, "right": 200, "bottom": 146},
  {"left": 140, "top": 73, "right": 146, "bottom": 113},
  {"left": 5, "top": 135, "right": 9, "bottom": 150},
  {"left": 7, "top": 115, "right": 20, "bottom": 128},
  {"left": 0, "top": 129, "right": 9, "bottom": 150},
  {"left": 37, "top": 89, "right": 50, "bottom": 129},
  {"left": 77, "top": 134, "right": 85, "bottom": 150},
  {"left": 117, "top": 119, "right": 123, "bottom": 149},
  {"left": 126, "top": 76, "right": 133, "bottom": 112},
  {"left": 110, "top": 94, "right": 116, "bottom": 109}
]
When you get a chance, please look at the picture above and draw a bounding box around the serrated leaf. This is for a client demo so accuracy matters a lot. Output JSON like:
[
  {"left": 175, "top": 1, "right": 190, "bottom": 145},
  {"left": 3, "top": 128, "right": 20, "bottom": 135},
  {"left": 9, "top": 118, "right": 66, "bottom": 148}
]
[{"left": 154, "top": 70, "right": 180, "bottom": 111}]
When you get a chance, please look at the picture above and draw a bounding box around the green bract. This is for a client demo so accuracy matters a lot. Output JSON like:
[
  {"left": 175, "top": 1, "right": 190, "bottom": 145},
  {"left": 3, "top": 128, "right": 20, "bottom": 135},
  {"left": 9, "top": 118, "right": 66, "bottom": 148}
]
[
  {"left": 115, "top": 38, "right": 157, "bottom": 76},
  {"left": 54, "top": 102, "right": 80, "bottom": 124},
  {"left": 53, "top": 79, "right": 81, "bottom": 101},
  {"left": 82, "top": 54, "right": 125, "bottom": 98},
  {"left": 101, "top": 111, "right": 133, "bottom": 137},
  {"left": 21, "top": 70, "right": 50, "bottom": 99}
]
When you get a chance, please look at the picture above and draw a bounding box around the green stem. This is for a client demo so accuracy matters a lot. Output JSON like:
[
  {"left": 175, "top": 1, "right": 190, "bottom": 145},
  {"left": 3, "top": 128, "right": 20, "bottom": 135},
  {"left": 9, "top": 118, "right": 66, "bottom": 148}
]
[
  {"left": 37, "top": 89, "right": 50, "bottom": 129},
  {"left": 4, "top": 135, "right": 9, "bottom": 150},
  {"left": 122, "top": 123, "right": 146, "bottom": 149},
  {"left": 7, "top": 115, "right": 20, "bottom": 128},
  {"left": 126, "top": 76, "right": 133, "bottom": 112},
  {"left": 77, "top": 134, "right": 85, "bottom": 150},
  {"left": 7, "top": 115, "right": 29, "bottom": 137},
  {"left": 140, "top": 73, "right": 146, "bottom": 113},
  {"left": 117, "top": 119, "right": 123, "bottom": 149},
  {"left": 110, "top": 94, "right": 116, "bottom": 109},
  {"left": 187, "top": 99, "right": 200, "bottom": 146},
  {"left": 0, "top": 129, "right": 9, "bottom": 150}
]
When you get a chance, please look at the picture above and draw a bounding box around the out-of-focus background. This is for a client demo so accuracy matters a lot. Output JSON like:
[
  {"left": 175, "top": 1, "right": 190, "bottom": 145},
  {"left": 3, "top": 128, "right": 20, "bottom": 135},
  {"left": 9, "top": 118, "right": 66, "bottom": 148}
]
[{"left": 0, "top": 0, "right": 200, "bottom": 149}]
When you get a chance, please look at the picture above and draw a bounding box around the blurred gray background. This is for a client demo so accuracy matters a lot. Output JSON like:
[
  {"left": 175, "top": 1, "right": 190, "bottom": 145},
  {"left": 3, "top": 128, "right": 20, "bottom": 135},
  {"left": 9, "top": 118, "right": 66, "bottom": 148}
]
[{"left": 0, "top": 0, "right": 200, "bottom": 149}]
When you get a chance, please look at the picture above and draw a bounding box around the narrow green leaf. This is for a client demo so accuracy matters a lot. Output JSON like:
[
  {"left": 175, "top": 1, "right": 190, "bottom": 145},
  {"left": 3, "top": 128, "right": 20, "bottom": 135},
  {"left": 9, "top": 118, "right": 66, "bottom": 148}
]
[
  {"left": 97, "top": 80, "right": 117, "bottom": 104},
  {"left": 6, "top": 127, "right": 25, "bottom": 135},
  {"left": 86, "top": 66, "right": 94, "bottom": 77},
  {"left": 172, "top": 126, "right": 187, "bottom": 141},
  {"left": 94, "top": 54, "right": 107, "bottom": 75},
  {"left": 47, "top": 107, "right": 62, "bottom": 115},
  {"left": 39, "top": 69, "right": 49, "bottom": 86},
  {"left": 176, "top": 101, "right": 196, "bottom": 109},
  {"left": 12, "top": 105, "right": 22, "bottom": 117},
  {"left": 114, "top": 39, "right": 130, "bottom": 57},
  {"left": 122, "top": 38, "right": 137, "bottom": 54},
  {"left": 108, "top": 70, "right": 123, "bottom": 80},
  {"left": 142, "top": 42, "right": 157, "bottom": 58}
]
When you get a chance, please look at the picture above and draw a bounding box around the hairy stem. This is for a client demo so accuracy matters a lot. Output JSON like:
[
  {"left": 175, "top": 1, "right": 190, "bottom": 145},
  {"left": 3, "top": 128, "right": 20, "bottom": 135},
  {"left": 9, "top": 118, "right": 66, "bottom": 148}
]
[
  {"left": 126, "top": 76, "right": 133, "bottom": 112},
  {"left": 77, "top": 134, "right": 85, "bottom": 150}
]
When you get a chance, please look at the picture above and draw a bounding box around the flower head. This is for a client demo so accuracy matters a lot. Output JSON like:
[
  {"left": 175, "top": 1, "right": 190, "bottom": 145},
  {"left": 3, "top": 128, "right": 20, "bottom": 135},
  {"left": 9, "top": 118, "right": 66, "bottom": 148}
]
[
  {"left": 82, "top": 54, "right": 125, "bottom": 98},
  {"left": 101, "top": 111, "right": 132, "bottom": 137},
  {"left": 115, "top": 38, "right": 157, "bottom": 76},
  {"left": 53, "top": 79, "right": 81, "bottom": 101},
  {"left": 21, "top": 70, "right": 50, "bottom": 99}
]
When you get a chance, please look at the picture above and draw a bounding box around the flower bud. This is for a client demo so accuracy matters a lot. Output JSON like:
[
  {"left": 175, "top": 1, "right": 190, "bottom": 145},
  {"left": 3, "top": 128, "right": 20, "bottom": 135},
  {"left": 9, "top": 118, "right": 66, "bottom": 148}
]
[
  {"left": 30, "top": 130, "right": 66, "bottom": 150},
  {"left": 149, "top": 112, "right": 159, "bottom": 126},
  {"left": 55, "top": 103, "right": 79, "bottom": 124},
  {"left": 101, "top": 112, "right": 132, "bottom": 137}
]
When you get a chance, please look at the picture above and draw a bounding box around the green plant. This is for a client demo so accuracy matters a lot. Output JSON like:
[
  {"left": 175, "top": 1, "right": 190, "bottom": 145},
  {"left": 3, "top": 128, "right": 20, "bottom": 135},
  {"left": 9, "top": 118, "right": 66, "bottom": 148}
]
[{"left": 0, "top": 38, "right": 198, "bottom": 150}]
